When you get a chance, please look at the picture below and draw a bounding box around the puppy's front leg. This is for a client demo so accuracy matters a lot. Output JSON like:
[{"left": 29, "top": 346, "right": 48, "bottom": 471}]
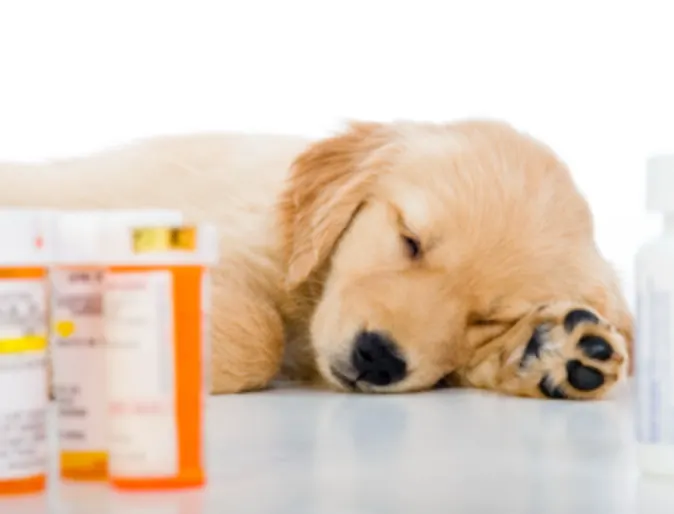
[
  {"left": 209, "top": 269, "right": 285, "bottom": 394},
  {"left": 453, "top": 302, "right": 629, "bottom": 400}
]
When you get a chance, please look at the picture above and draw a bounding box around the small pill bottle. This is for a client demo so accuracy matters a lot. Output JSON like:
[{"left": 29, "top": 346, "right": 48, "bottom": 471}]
[
  {"left": 100, "top": 219, "right": 217, "bottom": 490},
  {"left": 50, "top": 209, "right": 183, "bottom": 482},
  {"left": 0, "top": 209, "right": 55, "bottom": 495},
  {"left": 634, "top": 154, "right": 674, "bottom": 476}
]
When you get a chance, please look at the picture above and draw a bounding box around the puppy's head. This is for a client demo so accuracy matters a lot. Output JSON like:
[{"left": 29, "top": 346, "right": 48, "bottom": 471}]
[{"left": 279, "top": 120, "right": 633, "bottom": 393}]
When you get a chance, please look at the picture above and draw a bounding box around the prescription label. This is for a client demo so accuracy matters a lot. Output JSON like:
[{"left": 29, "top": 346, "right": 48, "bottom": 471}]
[
  {"left": 104, "top": 271, "right": 178, "bottom": 477},
  {"left": 50, "top": 269, "right": 107, "bottom": 456},
  {"left": 0, "top": 278, "right": 48, "bottom": 480}
]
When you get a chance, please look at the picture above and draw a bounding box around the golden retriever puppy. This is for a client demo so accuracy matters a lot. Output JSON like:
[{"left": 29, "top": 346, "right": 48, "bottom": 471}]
[{"left": 0, "top": 119, "right": 632, "bottom": 400}]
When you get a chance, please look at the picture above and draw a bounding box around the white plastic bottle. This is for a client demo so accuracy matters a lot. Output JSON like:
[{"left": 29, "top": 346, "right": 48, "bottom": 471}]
[
  {"left": 634, "top": 153, "right": 674, "bottom": 475},
  {"left": 50, "top": 209, "right": 183, "bottom": 482}
]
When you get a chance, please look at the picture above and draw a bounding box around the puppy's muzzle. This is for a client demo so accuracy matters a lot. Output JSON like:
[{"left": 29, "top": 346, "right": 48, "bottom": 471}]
[{"left": 351, "top": 331, "right": 407, "bottom": 386}]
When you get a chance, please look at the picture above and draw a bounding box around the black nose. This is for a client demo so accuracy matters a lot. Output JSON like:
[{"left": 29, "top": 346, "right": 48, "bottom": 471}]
[{"left": 351, "top": 331, "right": 407, "bottom": 386}]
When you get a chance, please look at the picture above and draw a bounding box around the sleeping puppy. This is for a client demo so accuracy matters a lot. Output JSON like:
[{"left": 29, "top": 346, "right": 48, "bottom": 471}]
[{"left": 0, "top": 119, "right": 633, "bottom": 400}]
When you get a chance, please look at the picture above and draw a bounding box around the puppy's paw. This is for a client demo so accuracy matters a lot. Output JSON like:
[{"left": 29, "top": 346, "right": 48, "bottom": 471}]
[{"left": 518, "top": 302, "right": 628, "bottom": 400}]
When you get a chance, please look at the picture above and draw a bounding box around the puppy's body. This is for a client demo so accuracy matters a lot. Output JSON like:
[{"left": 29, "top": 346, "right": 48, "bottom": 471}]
[
  {"left": 0, "top": 132, "right": 320, "bottom": 388},
  {"left": 0, "top": 120, "right": 633, "bottom": 399}
]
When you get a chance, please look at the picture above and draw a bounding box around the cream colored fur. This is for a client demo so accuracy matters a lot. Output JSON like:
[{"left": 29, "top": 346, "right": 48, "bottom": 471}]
[{"left": 0, "top": 120, "right": 633, "bottom": 399}]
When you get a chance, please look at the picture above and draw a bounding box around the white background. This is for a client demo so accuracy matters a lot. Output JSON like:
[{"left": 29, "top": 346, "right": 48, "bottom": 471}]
[{"left": 1, "top": 0, "right": 673, "bottom": 306}]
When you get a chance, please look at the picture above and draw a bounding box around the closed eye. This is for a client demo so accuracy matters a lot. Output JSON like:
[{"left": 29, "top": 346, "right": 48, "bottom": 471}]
[{"left": 401, "top": 234, "right": 422, "bottom": 260}]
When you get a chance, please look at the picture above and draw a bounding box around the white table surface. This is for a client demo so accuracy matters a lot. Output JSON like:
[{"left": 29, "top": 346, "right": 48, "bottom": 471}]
[{"left": 3, "top": 380, "right": 674, "bottom": 514}]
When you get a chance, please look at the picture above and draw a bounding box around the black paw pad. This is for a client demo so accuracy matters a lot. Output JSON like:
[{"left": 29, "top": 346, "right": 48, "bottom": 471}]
[
  {"left": 538, "top": 376, "right": 567, "bottom": 399},
  {"left": 566, "top": 359, "right": 604, "bottom": 391},
  {"left": 577, "top": 335, "right": 613, "bottom": 361},
  {"left": 563, "top": 309, "right": 599, "bottom": 333},
  {"left": 433, "top": 375, "right": 451, "bottom": 389},
  {"left": 520, "top": 327, "right": 544, "bottom": 368}
]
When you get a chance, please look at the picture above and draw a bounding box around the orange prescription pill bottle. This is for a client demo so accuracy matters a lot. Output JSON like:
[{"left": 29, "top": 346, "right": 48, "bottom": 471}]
[
  {"left": 0, "top": 209, "right": 54, "bottom": 495},
  {"left": 50, "top": 209, "right": 183, "bottom": 482},
  {"left": 100, "top": 220, "right": 217, "bottom": 490}
]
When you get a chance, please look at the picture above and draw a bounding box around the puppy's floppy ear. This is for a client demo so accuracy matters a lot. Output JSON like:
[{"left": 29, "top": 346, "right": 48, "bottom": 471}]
[{"left": 279, "top": 121, "right": 390, "bottom": 289}]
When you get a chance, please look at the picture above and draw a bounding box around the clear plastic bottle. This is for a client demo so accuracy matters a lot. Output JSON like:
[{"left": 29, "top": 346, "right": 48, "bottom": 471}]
[{"left": 634, "top": 153, "right": 674, "bottom": 475}]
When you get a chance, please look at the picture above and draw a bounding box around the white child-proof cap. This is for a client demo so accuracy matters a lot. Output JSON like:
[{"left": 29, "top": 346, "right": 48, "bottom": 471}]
[
  {"left": 0, "top": 208, "right": 58, "bottom": 266},
  {"left": 647, "top": 154, "right": 674, "bottom": 212},
  {"left": 53, "top": 209, "right": 185, "bottom": 265}
]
